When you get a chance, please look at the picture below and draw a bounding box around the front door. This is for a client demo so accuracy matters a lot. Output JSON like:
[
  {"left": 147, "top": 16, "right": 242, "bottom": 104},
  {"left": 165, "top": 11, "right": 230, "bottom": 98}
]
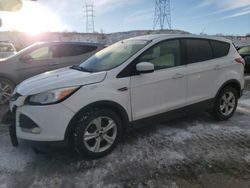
[
  {"left": 16, "top": 45, "right": 58, "bottom": 81},
  {"left": 130, "top": 39, "right": 187, "bottom": 120}
]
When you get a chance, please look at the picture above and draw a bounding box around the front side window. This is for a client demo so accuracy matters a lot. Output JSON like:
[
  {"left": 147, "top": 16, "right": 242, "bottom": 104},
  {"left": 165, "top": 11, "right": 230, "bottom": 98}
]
[
  {"left": 137, "top": 39, "right": 181, "bottom": 70},
  {"left": 80, "top": 40, "right": 149, "bottom": 72},
  {"left": 185, "top": 39, "right": 213, "bottom": 64},
  {"left": 28, "top": 46, "right": 53, "bottom": 60}
]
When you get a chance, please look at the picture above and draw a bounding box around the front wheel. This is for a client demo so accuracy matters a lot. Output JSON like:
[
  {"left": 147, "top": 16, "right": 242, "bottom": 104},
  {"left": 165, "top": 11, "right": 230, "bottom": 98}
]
[
  {"left": 212, "top": 87, "right": 238, "bottom": 121},
  {"left": 0, "top": 78, "right": 15, "bottom": 105},
  {"left": 73, "top": 108, "right": 122, "bottom": 159}
]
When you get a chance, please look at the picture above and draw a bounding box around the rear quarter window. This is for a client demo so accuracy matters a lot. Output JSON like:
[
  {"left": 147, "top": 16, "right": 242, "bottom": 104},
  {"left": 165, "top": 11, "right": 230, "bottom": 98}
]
[{"left": 210, "top": 40, "right": 230, "bottom": 58}]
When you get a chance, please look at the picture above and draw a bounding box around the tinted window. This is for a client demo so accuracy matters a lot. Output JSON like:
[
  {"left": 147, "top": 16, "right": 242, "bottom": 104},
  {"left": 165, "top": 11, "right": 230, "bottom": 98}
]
[
  {"left": 211, "top": 40, "right": 230, "bottom": 58},
  {"left": 52, "top": 44, "right": 98, "bottom": 58},
  {"left": 137, "top": 39, "right": 181, "bottom": 70},
  {"left": 238, "top": 46, "right": 250, "bottom": 55},
  {"left": 185, "top": 39, "right": 213, "bottom": 64}
]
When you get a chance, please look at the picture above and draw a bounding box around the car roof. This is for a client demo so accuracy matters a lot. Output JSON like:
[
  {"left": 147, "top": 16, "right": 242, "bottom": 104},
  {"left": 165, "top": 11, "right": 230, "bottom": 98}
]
[
  {"left": 0, "top": 41, "right": 14, "bottom": 45},
  {"left": 34, "top": 41, "right": 104, "bottom": 46},
  {"left": 126, "top": 34, "right": 231, "bottom": 43}
]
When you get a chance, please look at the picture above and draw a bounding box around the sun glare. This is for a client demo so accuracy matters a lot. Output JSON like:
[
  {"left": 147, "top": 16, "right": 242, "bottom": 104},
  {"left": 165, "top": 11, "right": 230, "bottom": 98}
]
[{"left": 3, "top": 2, "right": 64, "bottom": 36}]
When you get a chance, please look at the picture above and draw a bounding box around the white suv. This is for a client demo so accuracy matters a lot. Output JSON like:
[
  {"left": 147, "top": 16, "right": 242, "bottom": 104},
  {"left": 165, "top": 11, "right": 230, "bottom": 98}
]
[{"left": 7, "top": 34, "right": 245, "bottom": 158}]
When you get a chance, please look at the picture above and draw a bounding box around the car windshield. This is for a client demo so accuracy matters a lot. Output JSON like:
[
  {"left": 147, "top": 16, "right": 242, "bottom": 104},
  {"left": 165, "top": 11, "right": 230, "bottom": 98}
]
[{"left": 79, "top": 40, "right": 149, "bottom": 72}]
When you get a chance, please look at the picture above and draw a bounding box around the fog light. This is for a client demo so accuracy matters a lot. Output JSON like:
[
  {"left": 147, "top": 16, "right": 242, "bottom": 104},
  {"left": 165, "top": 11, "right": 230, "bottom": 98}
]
[{"left": 21, "top": 127, "right": 41, "bottom": 134}]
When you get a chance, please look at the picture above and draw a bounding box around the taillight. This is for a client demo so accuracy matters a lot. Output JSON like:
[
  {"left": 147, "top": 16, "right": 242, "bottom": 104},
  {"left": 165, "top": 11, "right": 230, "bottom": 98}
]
[{"left": 235, "top": 57, "right": 245, "bottom": 66}]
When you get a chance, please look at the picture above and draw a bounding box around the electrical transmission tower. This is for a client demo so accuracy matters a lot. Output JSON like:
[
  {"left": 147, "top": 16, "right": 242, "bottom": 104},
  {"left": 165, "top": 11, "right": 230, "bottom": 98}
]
[
  {"left": 84, "top": 4, "right": 95, "bottom": 33},
  {"left": 153, "top": 0, "right": 171, "bottom": 30}
]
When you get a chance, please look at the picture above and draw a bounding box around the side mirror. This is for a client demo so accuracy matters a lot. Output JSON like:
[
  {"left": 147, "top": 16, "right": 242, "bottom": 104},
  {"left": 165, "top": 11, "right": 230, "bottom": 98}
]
[{"left": 136, "top": 62, "right": 154, "bottom": 74}]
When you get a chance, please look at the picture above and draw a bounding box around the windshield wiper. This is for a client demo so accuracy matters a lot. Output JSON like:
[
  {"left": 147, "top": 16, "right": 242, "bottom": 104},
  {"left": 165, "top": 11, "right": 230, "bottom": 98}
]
[{"left": 70, "top": 65, "right": 92, "bottom": 73}]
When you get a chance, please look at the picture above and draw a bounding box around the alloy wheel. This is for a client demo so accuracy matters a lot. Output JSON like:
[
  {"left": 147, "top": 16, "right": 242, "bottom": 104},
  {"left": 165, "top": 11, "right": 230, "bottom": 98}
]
[
  {"left": 83, "top": 116, "right": 117, "bottom": 153},
  {"left": 0, "top": 81, "right": 13, "bottom": 105},
  {"left": 220, "top": 91, "right": 236, "bottom": 116}
]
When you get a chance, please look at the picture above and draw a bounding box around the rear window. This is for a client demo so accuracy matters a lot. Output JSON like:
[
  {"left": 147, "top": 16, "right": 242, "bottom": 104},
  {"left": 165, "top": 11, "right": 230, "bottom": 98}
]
[
  {"left": 52, "top": 44, "right": 98, "bottom": 58},
  {"left": 185, "top": 39, "right": 213, "bottom": 64},
  {"left": 210, "top": 40, "right": 230, "bottom": 58}
]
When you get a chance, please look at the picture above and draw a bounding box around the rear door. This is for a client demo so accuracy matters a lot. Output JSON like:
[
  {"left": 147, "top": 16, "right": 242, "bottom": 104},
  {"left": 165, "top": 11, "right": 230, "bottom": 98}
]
[
  {"left": 184, "top": 38, "right": 230, "bottom": 105},
  {"left": 16, "top": 44, "right": 57, "bottom": 81}
]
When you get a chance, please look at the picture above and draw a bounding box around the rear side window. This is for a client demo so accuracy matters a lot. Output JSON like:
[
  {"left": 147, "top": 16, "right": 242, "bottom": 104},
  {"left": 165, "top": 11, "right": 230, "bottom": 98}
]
[
  {"left": 52, "top": 44, "right": 98, "bottom": 58},
  {"left": 210, "top": 40, "right": 230, "bottom": 58},
  {"left": 185, "top": 39, "right": 213, "bottom": 64}
]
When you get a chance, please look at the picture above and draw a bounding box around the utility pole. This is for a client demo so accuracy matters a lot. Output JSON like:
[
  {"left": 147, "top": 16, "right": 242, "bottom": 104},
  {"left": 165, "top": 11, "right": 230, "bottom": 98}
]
[
  {"left": 153, "top": 0, "right": 171, "bottom": 30},
  {"left": 84, "top": 4, "right": 95, "bottom": 33}
]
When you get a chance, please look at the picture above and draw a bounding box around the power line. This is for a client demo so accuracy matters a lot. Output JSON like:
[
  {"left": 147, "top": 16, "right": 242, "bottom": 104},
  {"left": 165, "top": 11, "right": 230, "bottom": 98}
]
[{"left": 153, "top": 0, "right": 171, "bottom": 30}]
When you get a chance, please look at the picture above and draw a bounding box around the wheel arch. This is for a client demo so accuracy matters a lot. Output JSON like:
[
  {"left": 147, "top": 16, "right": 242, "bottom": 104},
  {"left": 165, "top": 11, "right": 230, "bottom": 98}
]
[
  {"left": 215, "top": 79, "right": 242, "bottom": 99},
  {"left": 64, "top": 100, "right": 130, "bottom": 140},
  {"left": 0, "top": 73, "right": 17, "bottom": 85}
]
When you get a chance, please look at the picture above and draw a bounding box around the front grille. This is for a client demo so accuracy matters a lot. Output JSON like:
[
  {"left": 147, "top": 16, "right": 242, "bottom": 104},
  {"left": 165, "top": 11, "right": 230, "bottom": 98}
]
[{"left": 19, "top": 114, "right": 39, "bottom": 129}]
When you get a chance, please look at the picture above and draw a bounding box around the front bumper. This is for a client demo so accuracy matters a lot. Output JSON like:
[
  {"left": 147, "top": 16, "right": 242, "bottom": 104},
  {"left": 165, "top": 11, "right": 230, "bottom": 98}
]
[{"left": 7, "top": 103, "right": 75, "bottom": 143}]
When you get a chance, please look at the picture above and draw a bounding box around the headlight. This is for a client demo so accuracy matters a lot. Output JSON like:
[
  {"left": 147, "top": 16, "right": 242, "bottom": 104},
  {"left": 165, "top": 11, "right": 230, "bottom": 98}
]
[{"left": 27, "top": 86, "right": 79, "bottom": 105}]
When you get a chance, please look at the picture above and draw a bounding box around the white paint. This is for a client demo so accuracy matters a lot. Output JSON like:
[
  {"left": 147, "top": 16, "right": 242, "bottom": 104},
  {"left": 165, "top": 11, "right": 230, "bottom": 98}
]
[{"left": 10, "top": 34, "right": 244, "bottom": 143}]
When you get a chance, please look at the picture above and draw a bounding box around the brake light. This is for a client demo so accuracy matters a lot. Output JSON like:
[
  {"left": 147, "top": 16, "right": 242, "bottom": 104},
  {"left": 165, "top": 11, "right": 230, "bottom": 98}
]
[{"left": 235, "top": 57, "right": 245, "bottom": 66}]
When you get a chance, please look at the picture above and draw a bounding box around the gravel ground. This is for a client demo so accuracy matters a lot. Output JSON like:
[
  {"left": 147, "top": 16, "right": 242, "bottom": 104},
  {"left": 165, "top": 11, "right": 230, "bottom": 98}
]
[{"left": 0, "top": 77, "right": 250, "bottom": 188}]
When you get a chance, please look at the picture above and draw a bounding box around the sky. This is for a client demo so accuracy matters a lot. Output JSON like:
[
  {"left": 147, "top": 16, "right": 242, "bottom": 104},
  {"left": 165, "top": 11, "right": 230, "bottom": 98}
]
[{"left": 0, "top": 0, "right": 249, "bottom": 36}]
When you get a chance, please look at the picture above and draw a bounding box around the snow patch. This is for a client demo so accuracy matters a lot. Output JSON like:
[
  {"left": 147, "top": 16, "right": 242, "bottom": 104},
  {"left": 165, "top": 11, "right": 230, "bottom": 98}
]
[
  {"left": 245, "top": 75, "right": 250, "bottom": 80},
  {"left": 0, "top": 135, "right": 34, "bottom": 172},
  {"left": 172, "top": 131, "right": 194, "bottom": 143},
  {"left": 244, "top": 154, "right": 250, "bottom": 162},
  {"left": 165, "top": 151, "right": 185, "bottom": 160},
  {"left": 239, "top": 99, "right": 250, "bottom": 108},
  {"left": 187, "top": 122, "right": 205, "bottom": 132}
]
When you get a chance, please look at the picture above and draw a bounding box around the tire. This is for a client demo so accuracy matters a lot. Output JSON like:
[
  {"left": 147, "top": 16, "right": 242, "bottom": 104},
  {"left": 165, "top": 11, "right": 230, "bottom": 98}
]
[
  {"left": 0, "top": 78, "right": 15, "bottom": 105},
  {"left": 212, "top": 86, "right": 238, "bottom": 121},
  {"left": 73, "top": 108, "right": 122, "bottom": 159}
]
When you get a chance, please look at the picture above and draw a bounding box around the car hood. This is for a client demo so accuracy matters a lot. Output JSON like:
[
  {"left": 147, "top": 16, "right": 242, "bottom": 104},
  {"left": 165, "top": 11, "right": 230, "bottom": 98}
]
[{"left": 16, "top": 67, "right": 107, "bottom": 96}]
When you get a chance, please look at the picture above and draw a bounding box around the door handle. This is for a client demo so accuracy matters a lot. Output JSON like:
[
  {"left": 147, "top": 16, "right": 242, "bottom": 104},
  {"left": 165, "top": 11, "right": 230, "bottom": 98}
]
[
  {"left": 214, "top": 65, "right": 221, "bottom": 70},
  {"left": 172, "top": 73, "right": 184, "bottom": 79}
]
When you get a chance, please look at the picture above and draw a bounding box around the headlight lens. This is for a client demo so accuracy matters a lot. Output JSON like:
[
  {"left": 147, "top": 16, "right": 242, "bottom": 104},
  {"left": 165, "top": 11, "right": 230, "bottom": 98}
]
[{"left": 28, "top": 86, "right": 79, "bottom": 105}]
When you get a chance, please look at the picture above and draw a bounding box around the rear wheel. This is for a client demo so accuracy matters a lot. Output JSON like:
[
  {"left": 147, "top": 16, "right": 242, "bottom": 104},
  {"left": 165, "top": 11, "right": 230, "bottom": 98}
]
[
  {"left": 73, "top": 108, "right": 122, "bottom": 159},
  {"left": 0, "top": 78, "right": 15, "bottom": 105},
  {"left": 212, "top": 87, "right": 238, "bottom": 121}
]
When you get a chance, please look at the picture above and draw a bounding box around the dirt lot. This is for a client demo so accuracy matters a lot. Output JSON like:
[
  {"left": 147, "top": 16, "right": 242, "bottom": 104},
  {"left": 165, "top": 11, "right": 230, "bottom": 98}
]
[{"left": 0, "top": 77, "right": 250, "bottom": 188}]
